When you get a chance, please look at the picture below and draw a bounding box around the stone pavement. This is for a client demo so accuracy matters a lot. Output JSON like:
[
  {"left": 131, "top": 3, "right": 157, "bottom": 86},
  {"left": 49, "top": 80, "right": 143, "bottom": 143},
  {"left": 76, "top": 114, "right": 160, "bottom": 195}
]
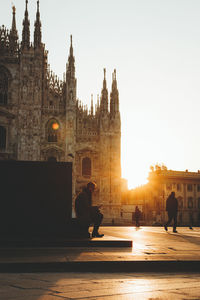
[
  {"left": 1, "top": 227, "right": 200, "bottom": 299},
  {"left": 0, "top": 226, "right": 200, "bottom": 272},
  {"left": 1, "top": 272, "right": 200, "bottom": 299}
]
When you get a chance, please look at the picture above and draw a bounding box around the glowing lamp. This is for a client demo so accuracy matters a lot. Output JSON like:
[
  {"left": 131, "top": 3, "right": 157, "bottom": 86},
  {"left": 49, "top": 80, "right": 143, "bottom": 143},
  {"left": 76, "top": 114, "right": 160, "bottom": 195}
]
[{"left": 52, "top": 122, "right": 59, "bottom": 130}]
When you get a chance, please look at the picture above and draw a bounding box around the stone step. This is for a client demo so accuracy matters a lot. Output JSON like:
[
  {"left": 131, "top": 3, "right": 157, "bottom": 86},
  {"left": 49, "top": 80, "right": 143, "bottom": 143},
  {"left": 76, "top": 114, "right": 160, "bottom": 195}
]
[
  {"left": 0, "top": 236, "right": 132, "bottom": 248},
  {"left": 0, "top": 260, "right": 200, "bottom": 273}
]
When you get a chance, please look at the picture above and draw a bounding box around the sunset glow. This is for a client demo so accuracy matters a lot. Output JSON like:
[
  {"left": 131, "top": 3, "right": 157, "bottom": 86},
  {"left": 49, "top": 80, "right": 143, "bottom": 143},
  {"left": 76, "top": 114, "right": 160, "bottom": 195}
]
[{"left": 2, "top": 0, "right": 200, "bottom": 189}]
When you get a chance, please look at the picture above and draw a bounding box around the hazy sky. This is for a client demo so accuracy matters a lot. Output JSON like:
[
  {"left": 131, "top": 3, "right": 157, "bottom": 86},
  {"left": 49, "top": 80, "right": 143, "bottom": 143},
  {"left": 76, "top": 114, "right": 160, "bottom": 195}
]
[{"left": 1, "top": 0, "right": 200, "bottom": 188}]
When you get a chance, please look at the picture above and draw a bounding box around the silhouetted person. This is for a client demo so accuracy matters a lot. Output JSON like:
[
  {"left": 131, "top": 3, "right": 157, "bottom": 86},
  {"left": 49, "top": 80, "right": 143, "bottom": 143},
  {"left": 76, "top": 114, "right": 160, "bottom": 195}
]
[
  {"left": 135, "top": 206, "right": 141, "bottom": 227},
  {"left": 164, "top": 191, "right": 178, "bottom": 233},
  {"left": 75, "top": 182, "right": 104, "bottom": 238}
]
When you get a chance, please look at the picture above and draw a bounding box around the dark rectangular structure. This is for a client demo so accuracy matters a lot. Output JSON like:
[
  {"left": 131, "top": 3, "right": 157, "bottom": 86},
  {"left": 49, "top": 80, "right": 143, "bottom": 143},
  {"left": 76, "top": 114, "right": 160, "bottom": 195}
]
[{"left": 0, "top": 161, "right": 72, "bottom": 236}]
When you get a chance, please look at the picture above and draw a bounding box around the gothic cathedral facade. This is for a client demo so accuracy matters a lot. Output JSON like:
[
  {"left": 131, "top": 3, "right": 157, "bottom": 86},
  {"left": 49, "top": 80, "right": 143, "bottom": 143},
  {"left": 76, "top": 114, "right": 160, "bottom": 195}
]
[{"left": 0, "top": 1, "right": 121, "bottom": 223}]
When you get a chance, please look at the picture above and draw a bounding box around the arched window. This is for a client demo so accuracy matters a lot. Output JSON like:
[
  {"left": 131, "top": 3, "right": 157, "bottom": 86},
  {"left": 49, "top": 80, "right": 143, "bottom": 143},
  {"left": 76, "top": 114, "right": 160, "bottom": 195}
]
[
  {"left": 187, "top": 184, "right": 193, "bottom": 192},
  {"left": 46, "top": 119, "right": 60, "bottom": 143},
  {"left": 188, "top": 197, "right": 193, "bottom": 209},
  {"left": 0, "top": 126, "right": 6, "bottom": 150},
  {"left": 0, "top": 72, "right": 8, "bottom": 105},
  {"left": 177, "top": 196, "right": 183, "bottom": 209},
  {"left": 82, "top": 157, "right": 91, "bottom": 177}
]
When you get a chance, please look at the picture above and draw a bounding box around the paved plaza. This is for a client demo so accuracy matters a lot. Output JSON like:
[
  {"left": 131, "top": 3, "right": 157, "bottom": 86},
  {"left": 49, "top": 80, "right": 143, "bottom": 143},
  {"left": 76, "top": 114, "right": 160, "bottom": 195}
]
[
  {"left": 0, "top": 227, "right": 200, "bottom": 299},
  {"left": 0, "top": 227, "right": 200, "bottom": 268},
  {"left": 1, "top": 272, "right": 200, "bottom": 299}
]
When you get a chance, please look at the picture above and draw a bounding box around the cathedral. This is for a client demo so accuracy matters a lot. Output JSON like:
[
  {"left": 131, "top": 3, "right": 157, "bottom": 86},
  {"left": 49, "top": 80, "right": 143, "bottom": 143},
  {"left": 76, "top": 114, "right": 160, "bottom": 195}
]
[{"left": 0, "top": 1, "right": 121, "bottom": 222}]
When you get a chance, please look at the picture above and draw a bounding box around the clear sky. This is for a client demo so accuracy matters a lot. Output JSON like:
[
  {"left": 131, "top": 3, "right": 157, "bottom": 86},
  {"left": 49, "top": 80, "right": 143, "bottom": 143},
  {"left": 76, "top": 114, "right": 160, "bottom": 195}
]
[{"left": 1, "top": 0, "right": 200, "bottom": 189}]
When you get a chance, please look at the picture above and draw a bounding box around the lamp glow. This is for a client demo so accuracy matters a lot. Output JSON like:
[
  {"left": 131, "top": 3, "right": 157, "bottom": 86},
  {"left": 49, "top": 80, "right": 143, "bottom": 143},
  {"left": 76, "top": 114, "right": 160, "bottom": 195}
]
[{"left": 52, "top": 122, "right": 59, "bottom": 130}]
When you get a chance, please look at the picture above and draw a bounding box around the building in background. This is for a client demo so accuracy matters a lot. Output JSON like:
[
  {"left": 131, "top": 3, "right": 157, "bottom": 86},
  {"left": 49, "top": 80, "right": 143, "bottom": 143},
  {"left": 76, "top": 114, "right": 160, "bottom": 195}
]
[
  {"left": 148, "top": 167, "right": 200, "bottom": 226},
  {"left": 0, "top": 1, "right": 121, "bottom": 223},
  {"left": 121, "top": 166, "right": 200, "bottom": 226}
]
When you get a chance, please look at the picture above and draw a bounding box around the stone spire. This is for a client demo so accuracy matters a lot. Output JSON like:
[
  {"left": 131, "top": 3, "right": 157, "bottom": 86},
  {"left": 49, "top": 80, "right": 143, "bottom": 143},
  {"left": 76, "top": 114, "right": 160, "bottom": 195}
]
[
  {"left": 70, "top": 34, "right": 73, "bottom": 57},
  {"left": 9, "top": 5, "right": 18, "bottom": 53},
  {"left": 22, "top": 0, "right": 30, "bottom": 49},
  {"left": 66, "top": 35, "right": 75, "bottom": 80},
  {"left": 100, "top": 68, "right": 108, "bottom": 114},
  {"left": 11, "top": 5, "right": 17, "bottom": 32},
  {"left": 34, "top": 0, "right": 42, "bottom": 49},
  {"left": 66, "top": 35, "right": 76, "bottom": 106},
  {"left": 110, "top": 69, "right": 119, "bottom": 115},
  {"left": 91, "top": 94, "right": 94, "bottom": 115}
]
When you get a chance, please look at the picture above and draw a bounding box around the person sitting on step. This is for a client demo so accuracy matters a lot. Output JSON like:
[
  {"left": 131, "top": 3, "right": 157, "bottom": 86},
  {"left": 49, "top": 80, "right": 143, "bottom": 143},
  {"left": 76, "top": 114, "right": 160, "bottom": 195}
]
[{"left": 75, "top": 182, "right": 104, "bottom": 238}]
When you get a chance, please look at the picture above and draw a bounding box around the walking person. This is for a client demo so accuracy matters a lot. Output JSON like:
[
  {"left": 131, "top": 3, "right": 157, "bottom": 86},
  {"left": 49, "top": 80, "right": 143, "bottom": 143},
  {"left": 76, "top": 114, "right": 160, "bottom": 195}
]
[
  {"left": 164, "top": 191, "right": 178, "bottom": 233},
  {"left": 75, "top": 182, "right": 104, "bottom": 238},
  {"left": 135, "top": 206, "right": 141, "bottom": 227}
]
